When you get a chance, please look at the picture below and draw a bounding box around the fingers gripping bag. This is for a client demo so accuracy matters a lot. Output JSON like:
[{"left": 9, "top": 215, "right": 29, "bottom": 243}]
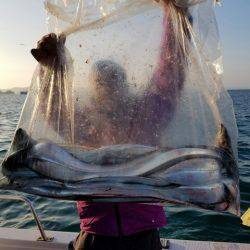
[{"left": 0, "top": 0, "right": 240, "bottom": 216}]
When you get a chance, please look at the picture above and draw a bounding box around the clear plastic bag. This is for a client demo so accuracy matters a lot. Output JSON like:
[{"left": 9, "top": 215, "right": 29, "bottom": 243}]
[{"left": 0, "top": 0, "right": 240, "bottom": 216}]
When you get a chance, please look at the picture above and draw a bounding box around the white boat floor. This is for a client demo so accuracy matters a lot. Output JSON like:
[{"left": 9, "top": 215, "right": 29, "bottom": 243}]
[{"left": 0, "top": 227, "right": 249, "bottom": 250}]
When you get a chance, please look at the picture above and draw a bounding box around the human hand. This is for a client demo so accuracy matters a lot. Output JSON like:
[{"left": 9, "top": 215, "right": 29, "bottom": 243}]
[{"left": 31, "top": 33, "right": 66, "bottom": 66}]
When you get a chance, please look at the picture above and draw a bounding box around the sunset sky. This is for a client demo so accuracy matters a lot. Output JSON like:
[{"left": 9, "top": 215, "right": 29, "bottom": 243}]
[{"left": 0, "top": 0, "right": 249, "bottom": 90}]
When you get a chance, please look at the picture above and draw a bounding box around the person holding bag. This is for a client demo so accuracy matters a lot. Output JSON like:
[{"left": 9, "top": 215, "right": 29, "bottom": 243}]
[{"left": 31, "top": 1, "right": 205, "bottom": 249}]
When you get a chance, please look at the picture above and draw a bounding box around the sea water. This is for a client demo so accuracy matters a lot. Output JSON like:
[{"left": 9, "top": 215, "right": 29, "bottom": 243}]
[{"left": 0, "top": 90, "right": 249, "bottom": 243}]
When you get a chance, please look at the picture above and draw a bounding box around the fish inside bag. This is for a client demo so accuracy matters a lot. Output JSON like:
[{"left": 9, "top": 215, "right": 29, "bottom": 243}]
[{"left": 0, "top": 0, "right": 240, "bottom": 216}]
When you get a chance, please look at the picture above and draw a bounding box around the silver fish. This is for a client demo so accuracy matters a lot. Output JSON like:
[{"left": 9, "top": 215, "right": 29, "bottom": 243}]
[
  {"left": 0, "top": 175, "right": 237, "bottom": 215},
  {"left": 64, "top": 144, "right": 158, "bottom": 165},
  {"left": 4, "top": 133, "right": 222, "bottom": 181},
  {"left": 151, "top": 158, "right": 222, "bottom": 186},
  {"left": 1, "top": 125, "right": 240, "bottom": 216}
]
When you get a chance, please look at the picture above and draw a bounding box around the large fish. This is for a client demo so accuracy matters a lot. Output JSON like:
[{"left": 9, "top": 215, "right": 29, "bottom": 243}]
[
  {"left": 0, "top": 125, "right": 240, "bottom": 216},
  {"left": 2, "top": 129, "right": 221, "bottom": 181}
]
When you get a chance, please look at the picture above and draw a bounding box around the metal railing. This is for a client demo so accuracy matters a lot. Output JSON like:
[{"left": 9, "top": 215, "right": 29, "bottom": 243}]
[{"left": 0, "top": 194, "right": 53, "bottom": 242}]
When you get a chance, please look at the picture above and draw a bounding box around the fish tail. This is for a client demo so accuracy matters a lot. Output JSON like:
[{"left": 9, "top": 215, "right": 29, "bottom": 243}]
[{"left": 215, "top": 124, "right": 232, "bottom": 151}]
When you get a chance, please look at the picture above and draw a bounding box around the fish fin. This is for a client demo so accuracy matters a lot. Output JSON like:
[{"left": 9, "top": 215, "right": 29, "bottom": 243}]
[{"left": 215, "top": 124, "right": 232, "bottom": 151}]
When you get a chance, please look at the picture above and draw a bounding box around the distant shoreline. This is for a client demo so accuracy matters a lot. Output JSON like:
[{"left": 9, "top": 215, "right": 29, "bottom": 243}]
[
  {"left": 0, "top": 90, "right": 15, "bottom": 94},
  {"left": 0, "top": 88, "right": 249, "bottom": 93},
  {"left": 228, "top": 89, "right": 250, "bottom": 91},
  {"left": 0, "top": 87, "right": 28, "bottom": 95}
]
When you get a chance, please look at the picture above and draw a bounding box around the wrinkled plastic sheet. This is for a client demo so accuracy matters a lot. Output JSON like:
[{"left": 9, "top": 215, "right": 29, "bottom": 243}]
[{"left": 0, "top": 0, "right": 240, "bottom": 216}]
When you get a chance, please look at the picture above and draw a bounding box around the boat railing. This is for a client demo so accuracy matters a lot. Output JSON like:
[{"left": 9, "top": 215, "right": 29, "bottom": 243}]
[{"left": 0, "top": 194, "right": 53, "bottom": 242}]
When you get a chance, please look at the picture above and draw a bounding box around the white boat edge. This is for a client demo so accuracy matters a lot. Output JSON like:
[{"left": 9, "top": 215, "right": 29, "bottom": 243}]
[{"left": 0, "top": 227, "right": 249, "bottom": 250}]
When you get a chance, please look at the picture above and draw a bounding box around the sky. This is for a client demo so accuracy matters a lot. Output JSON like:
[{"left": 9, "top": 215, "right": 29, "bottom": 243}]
[{"left": 0, "top": 0, "right": 249, "bottom": 90}]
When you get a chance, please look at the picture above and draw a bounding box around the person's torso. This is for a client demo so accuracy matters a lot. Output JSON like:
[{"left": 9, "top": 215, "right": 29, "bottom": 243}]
[{"left": 77, "top": 201, "right": 167, "bottom": 236}]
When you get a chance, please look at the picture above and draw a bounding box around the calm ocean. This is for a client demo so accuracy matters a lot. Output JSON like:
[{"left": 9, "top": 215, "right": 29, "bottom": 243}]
[{"left": 0, "top": 90, "right": 249, "bottom": 243}]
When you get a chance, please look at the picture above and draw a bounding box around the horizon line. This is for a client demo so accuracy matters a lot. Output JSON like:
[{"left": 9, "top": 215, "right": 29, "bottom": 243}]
[{"left": 0, "top": 87, "right": 250, "bottom": 90}]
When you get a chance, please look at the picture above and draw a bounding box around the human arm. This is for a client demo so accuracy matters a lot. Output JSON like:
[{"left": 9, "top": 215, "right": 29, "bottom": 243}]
[
  {"left": 31, "top": 33, "right": 74, "bottom": 143},
  {"left": 131, "top": 2, "right": 192, "bottom": 144},
  {"left": 149, "top": 1, "right": 193, "bottom": 97}
]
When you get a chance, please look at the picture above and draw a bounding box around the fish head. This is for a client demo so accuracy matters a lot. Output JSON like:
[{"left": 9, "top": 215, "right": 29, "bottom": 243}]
[
  {"left": 10, "top": 128, "right": 35, "bottom": 152},
  {"left": 2, "top": 128, "right": 33, "bottom": 174},
  {"left": 2, "top": 148, "right": 29, "bottom": 172}
]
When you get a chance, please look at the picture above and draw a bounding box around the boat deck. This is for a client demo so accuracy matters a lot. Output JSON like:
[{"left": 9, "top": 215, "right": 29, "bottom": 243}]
[{"left": 0, "top": 227, "right": 249, "bottom": 250}]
